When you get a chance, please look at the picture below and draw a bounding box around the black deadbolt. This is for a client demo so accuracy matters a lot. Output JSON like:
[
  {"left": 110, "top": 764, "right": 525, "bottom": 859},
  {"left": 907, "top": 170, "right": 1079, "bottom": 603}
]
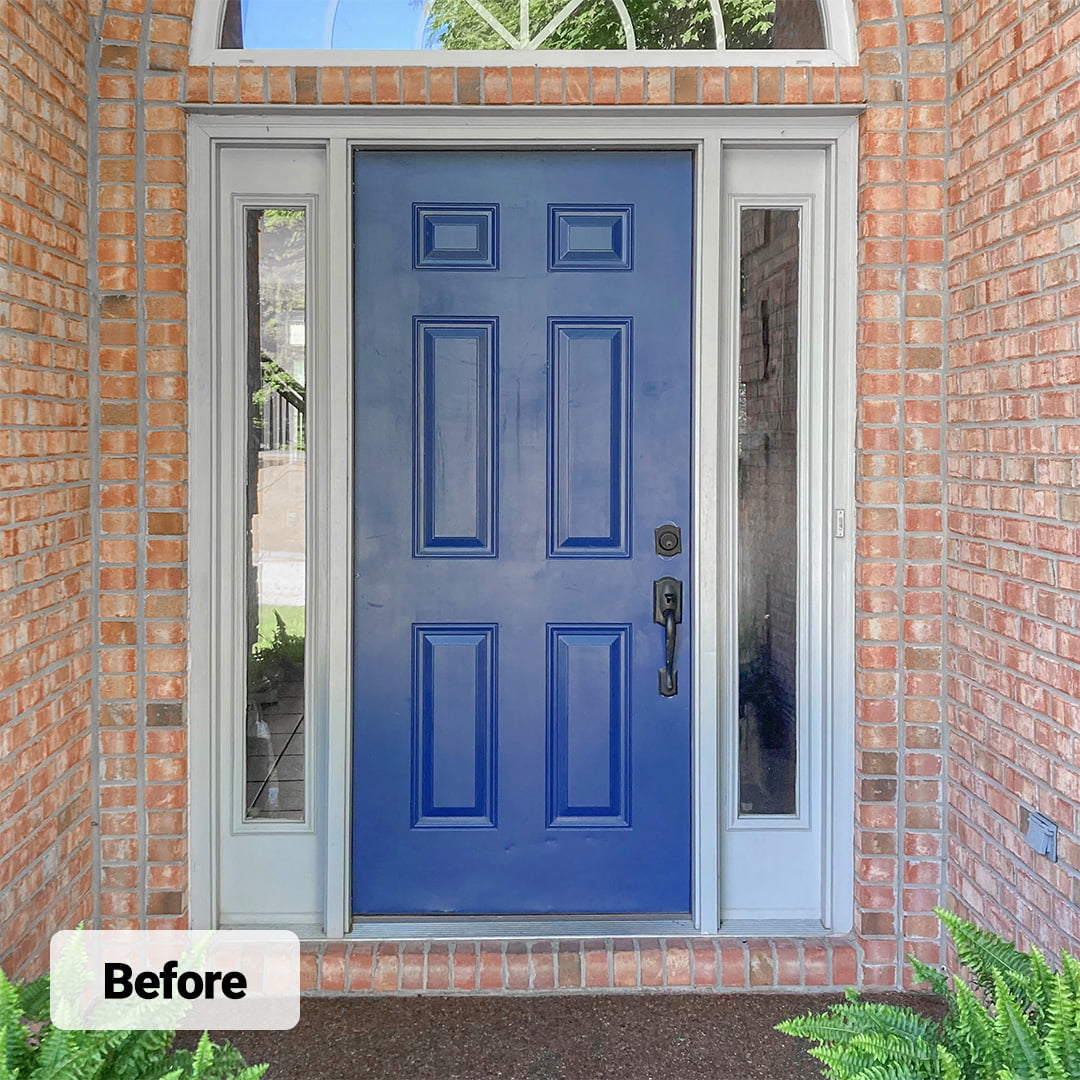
[{"left": 654, "top": 524, "right": 682, "bottom": 557}]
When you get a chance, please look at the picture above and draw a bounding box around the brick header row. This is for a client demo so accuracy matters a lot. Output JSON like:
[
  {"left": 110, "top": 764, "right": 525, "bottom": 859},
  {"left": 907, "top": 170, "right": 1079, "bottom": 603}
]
[
  {"left": 183, "top": 65, "right": 865, "bottom": 106},
  {"left": 301, "top": 936, "right": 863, "bottom": 993}
]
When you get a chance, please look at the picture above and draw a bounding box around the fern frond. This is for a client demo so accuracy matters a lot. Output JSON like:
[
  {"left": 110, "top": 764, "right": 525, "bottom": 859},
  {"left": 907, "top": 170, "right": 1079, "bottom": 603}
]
[
  {"left": 778, "top": 1013, "right": 868, "bottom": 1044},
  {"left": 807, "top": 1036, "right": 937, "bottom": 1080},
  {"left": 942, "top": 979, "right": 1002, "bottom": 1076},
  {"left": 1025, "top": 946, "right": 1057, "bottom": 1019},
  {"left": 937, "top": 907, "right": 1031, "bottom": 993},
  {"left": 192, "top": 1030, "right": 215, "bottom": 1073},
  {"left": 780, "top": 998, "right": 940, "bottom": 1080},
  {"left": 17, "top": 974, "right": 51, "bottom": 1024},
  {"left": 992, "top": 970, "right": 1048, "bottom": 1080},
  {"left": 233, "top": 1066, "right": 269, "bottom": 1080},
  {"left": 780, "top": 1000, "right": 936, "bottom": 1046},
  {"left": 99, "top": 1029, "right": 175, "bottom": 1080},
  {"left": 909, "top": 954, "right": 952, "bottom": 1000},
  {"left": 845, "top": 1029, "right": 937, "bottom": 1064},
  {"left": 0, "top": 961, "right": 270, "bottom": 1080},
  {"left": 936, "top": 1044, "right": 962, "bottom": 1080},
  {"left": 0, "top": 972, "right": 27, "bottom": 1077},
  {"left": 779, "top": 912, "right": 1080, "bottom": 1080},
  {"left": 1044, "top": 971, "right": 1080, "bottom": 1077},
  {"left": 848, "top": 1064, "right": 934, "bottom": 1080},
  {"left": 32, "top": 1025, "right": 90, "bottom": 1080},
  {"left": 0, "top": 970, "right": 20, "bottom": 1023},
  {"left": 1060, "top": 951, "right": 1080, "bottom": 1001}
]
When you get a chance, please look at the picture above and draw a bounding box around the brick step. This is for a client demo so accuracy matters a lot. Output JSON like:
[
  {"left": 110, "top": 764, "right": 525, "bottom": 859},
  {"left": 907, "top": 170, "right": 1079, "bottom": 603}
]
[{"left": 300, "top": 937, "right": 860, "bottom": 993}]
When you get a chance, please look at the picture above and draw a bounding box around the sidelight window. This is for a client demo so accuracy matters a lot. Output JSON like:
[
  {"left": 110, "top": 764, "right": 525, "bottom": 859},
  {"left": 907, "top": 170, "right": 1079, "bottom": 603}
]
[
  {"left": 244, "top": 207, "right": 308, "bottom": 822},
  {"left": 737, "top": 207, "right": 800, "bottom": 817}
]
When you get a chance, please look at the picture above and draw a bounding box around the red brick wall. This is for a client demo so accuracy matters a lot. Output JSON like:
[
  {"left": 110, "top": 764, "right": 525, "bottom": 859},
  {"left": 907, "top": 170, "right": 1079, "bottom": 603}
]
[
  {"left": 185, "top": 61, "right": 862, "bottom": 105},
  {"left": 93, "top": 0, "right": 192, "bottom": 931},
  {"left": 96, "top": 0, "right": 952, "bottom": 985},
  {"left": 855, "top": 0, "right": 950, "bottom": 989},
  {"left": 946, "top": 0, "right": 1080, "bottom": 954},
  {"left": 0, "top": 0, "right": 95, "bottom": 978},
  {"left": 4, "top": 0, "right": 964, "bottom": 988}
]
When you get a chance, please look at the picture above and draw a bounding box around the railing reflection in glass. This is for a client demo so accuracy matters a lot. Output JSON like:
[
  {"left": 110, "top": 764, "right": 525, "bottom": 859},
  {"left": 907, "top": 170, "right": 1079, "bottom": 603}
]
[
  {"left": 737, "top": 207, "right": 799, "bottom": 817},
  {"left": 245, "top": 207, "right": 307, "bottom": 822}
]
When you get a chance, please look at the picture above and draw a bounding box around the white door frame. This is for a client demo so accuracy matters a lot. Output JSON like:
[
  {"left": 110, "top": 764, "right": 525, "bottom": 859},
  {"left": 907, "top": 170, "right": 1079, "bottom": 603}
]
[{"left": 187, "top": 107, "right": 860, "bottom": 939}]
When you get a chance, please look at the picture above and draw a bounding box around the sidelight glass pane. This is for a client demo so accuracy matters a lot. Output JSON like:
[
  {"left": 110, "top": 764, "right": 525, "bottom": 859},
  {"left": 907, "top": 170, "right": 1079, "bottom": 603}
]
[
  {"left": 737, "top": 207, "right": 799, "bottom": 816},
  {"left": 244, "top": 207, "right": 307, "bottom": 822},
  {"left": 220, "top": 0, "right": 825, "bottom": 51}
]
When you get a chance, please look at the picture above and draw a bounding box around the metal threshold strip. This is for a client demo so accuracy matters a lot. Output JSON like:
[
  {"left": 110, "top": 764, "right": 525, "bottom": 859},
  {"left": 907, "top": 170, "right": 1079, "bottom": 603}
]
[{"left": 347, "top": 917, "right": 698, "bottom": 940}]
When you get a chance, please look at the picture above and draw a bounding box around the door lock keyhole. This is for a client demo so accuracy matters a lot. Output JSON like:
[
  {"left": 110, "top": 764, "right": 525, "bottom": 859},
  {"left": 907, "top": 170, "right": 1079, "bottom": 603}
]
[{"left": 654, "top": 524, "right": 682, "bottom": 557}]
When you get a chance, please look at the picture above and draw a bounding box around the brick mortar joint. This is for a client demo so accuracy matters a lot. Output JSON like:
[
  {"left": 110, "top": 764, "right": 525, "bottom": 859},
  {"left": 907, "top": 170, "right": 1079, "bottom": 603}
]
[
  {"left": 851, "top": 2, "right": 953, "bottom": 982},
  {"left": 305, "top": 935, "right": 863, "bottom": 990}
]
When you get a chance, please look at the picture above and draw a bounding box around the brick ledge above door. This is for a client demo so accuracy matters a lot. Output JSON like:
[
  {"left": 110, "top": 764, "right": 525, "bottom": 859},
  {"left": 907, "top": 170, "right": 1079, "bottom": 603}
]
[{"left": 300, "top": 937, "right": 862, "bottom": 993}]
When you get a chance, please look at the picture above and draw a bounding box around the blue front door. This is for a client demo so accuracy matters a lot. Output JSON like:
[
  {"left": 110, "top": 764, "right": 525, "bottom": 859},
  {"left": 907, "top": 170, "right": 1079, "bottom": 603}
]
[{"left": 353, "top": 151, "right": 692, "bottom": 915}]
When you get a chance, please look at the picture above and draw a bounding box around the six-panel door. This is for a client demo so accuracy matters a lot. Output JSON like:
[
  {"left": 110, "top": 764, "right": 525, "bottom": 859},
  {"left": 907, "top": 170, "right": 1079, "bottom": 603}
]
[{"left": 352, "top": 151, "right": 693, "bottom": 914}]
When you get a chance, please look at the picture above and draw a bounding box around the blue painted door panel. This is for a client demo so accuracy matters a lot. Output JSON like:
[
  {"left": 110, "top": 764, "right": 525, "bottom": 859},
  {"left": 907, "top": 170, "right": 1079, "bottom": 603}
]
[{"left": 353, "top": 151, "right": 692, "bottom": 915}]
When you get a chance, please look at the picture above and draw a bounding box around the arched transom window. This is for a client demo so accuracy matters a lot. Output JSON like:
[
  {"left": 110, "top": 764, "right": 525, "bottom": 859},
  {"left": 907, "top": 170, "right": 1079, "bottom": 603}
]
[{"left": 211, "top": 0, "right": 836, "bottom": 53}]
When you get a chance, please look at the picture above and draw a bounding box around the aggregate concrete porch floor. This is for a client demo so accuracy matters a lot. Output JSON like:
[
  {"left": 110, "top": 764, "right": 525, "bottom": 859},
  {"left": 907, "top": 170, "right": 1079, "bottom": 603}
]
[{"left": 206, "top": 992, "right": 938, "bottom": 1080}]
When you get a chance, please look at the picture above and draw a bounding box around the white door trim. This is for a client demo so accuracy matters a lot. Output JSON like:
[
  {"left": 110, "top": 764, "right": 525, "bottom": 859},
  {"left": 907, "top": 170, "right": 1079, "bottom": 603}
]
[{"left": 187, "top": 108, "right": 859, "bottom": 938}]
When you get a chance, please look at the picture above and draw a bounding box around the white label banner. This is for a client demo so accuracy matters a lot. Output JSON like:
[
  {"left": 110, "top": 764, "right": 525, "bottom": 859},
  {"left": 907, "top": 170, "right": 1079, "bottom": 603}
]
[{"left": 50, "top": 930, "right": 300, "bottom": 1030}]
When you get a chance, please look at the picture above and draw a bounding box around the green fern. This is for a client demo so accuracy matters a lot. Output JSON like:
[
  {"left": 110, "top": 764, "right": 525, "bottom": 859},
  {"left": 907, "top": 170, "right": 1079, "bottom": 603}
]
[
  {"left": 1046, "top": 968, "right": 1080, "bottom": 1077},
  {"left": 990, "top": 970, "right": 1047, "bottom": 1079},
  {"left": 938, "top": 908, "right": 1031, "bottom": 996},
  {"left": 777, "top": 908, "right": 1080, "bottom": 1080},
  {"left": 20, "top": 975, "right": 51, "bottom": 1024},
  {"left": 909, "top": 955, "right": 952, "bottom": 1001},
  {"left": 1061, "top": 953, "right": 1080, "bottom": 1001},
  {"left": 945, "top": 979, "right": 1002, "bottom": 1076},
  {"left": 0, "top": 966, "right": 268, "bottom": 1080}
]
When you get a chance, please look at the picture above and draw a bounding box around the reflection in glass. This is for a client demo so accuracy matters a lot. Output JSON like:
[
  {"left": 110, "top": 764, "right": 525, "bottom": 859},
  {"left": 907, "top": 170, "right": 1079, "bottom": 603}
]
[
  {"left": 737, "top": 208, "right": 799, "bottom": 816},
  {"left": 245, "top": 208, "right": 307, "bottom": 822},
  {"left": 220, "top": 0, "right": 825, "bottom": 51}
]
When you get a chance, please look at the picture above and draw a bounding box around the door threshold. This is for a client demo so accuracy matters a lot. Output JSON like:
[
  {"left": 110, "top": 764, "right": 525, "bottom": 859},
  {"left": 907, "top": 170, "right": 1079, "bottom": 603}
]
[
  {"left": 717, "top": 919, "right": 829, "bottom": 937},
  {"left": 349, "top": 916, "right": 697, "bottom": 940}
]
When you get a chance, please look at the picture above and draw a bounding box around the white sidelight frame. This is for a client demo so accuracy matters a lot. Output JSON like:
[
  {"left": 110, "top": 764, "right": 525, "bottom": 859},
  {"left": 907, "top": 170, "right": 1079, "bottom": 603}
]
[
  {"left": 188, "top": 0, "right": 858, "bottom": 67},
  {"left": 188, "top": 108, "right": 859, "bottom": 939},
  {"left": 718, "top": 146, "right": 849, "bottom": 930}
]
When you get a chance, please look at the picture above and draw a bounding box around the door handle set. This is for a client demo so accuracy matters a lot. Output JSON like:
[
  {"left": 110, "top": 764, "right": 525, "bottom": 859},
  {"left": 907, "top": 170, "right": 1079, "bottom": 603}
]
[{"left": 653, "top": 577, "right": 682, "bottom": 697}]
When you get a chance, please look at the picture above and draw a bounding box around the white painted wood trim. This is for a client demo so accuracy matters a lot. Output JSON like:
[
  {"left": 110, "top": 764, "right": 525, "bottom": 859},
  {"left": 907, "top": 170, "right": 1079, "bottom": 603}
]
[
  {"left": 718, "top": 147, "right": 828, "bottom": 923},
  {"left": 693, "top": 137, "right": 722, "bottom": 935},
  {"left": 182, "top": 105, "right": 863, "bottom": 125},
  {"left": 321, "top": 138, "right": 355, "bottom": 938},
  {"left": 187, "top": 109, "right": 860, "bottom": 937},
  {"left": 193, "top": 47, "right": 853, "bottom": 67},
  {"left": 195, "top": 145, "right": 329, "bottom": 928},
  {"left": 188, "top": 120, "right": 217, "bottom": 930},
  {"left": 714, "top": 142, "right": 855, "bottom": 928},
  {"left": 825, "top": 119, "right": 858, "bottom": 935}
]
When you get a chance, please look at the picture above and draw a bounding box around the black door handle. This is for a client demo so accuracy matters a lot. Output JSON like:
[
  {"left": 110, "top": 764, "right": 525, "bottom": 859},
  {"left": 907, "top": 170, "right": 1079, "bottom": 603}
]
[{"left": 653, "top": 577, "right": 683, "bottom": 697}]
